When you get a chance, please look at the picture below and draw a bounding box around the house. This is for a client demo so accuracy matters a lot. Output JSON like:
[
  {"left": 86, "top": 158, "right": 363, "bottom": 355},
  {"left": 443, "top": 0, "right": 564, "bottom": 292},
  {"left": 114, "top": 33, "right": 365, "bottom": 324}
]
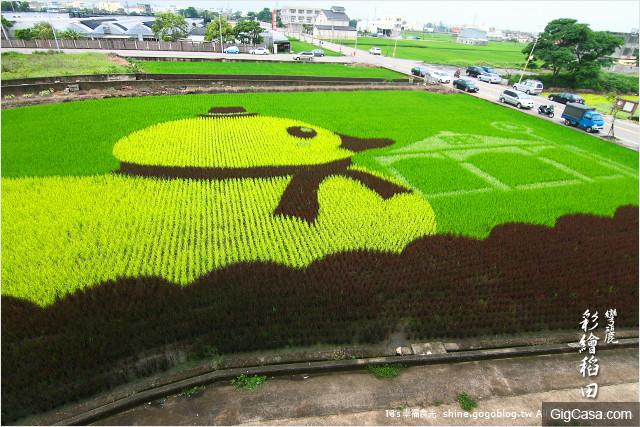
[
  {"left": 313, "top": 6, "right": 356, "bottom": 40},
  {"left": 457, "top": 26, "right": 488, "bottom": 46},
  {"left": 261, "top": 30, "right": 291, "bottom": 53}
]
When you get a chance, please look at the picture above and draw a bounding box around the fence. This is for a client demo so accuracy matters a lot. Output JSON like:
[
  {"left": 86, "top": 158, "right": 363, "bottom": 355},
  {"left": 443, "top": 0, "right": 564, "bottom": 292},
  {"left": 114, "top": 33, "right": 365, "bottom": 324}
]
[{"left": 0, "top": 38, "right": 263, "bottom": 53}]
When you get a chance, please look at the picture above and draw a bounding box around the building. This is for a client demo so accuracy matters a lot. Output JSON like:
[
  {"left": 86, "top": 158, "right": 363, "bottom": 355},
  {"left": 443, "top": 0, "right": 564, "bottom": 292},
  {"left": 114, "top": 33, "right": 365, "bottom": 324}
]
[
  {"left": 280, "top": 5, "right": 321, "bottom": 33},
  {"left": 357, "top": 15, "right": 402, "bottom": 37},
  {"left": 261, "top": 30, "right": 291, "bottom": 52},
  {"left": 487, "top": 28, "right": 505, "bottom": 42},
  {"left": 313, "top": 6, "right": 356, "bottom": 40},
  {"left": 610, "top": 30, "right": 639, "bottom": 65},
  {"left": 457, "top": 26, "right": 488, "bottom": 46}
]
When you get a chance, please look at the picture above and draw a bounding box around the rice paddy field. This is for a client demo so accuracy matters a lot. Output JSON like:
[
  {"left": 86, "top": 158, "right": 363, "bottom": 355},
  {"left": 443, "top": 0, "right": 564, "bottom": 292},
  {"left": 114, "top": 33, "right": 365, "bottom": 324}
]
[
  {"left": 2, "top": 90, "right": 638, "bottom": 422},
  {"left": 287, "top": 36, "right": 343, "bottom": 56},
  {"left": 138, "top": 60, "right": 403, "bottom": 78},
  {"left": 338, "top": 36, "right": 529, "bottom": 68}
]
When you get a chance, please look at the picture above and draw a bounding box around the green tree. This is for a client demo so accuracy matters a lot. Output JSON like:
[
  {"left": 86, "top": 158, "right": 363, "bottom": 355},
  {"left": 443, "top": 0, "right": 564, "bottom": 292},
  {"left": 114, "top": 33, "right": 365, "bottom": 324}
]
[
  {"left": 2, "top": 15, "right": 13, "bottom": 28},
  {"left": 1, "top": 1, "right": 29, "bottom": 11},
  {"left": 32, "top": 21, "right": 54, "bottom": 40},
  {"left": 58, "top": 29, "right": 85, "bottom": 40},
  {"left": 14, "top": 28, "right": 32, "bottom": 40},
  {"left": 183, "top": 6, "right": 199, "bottom": 18},
  {"left": 201, "top": 9, "right": 213, "bottom": 23},
  {"left": 349, "top": 19, "right": 357, "bottom": 28},
  {"left": 204, "top": 15, "right": 234, "bottom": 43},
  {"left": 233, "top": 20, "right": 263, "bottom": 44},
  {"left": 256, "top": 8, "right": 272, "bottom": 23},
  {"left": 523, "top": 18, "right": 624, "bottom": 85},
  {"left": 152, "top": 12, "right": 189, "bottom": 41}
]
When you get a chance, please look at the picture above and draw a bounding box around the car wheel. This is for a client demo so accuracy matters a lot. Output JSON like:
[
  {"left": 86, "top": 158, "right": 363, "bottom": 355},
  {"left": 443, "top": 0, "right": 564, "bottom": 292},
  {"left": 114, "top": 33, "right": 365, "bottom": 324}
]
[
  {"left": 526, "top": 90, "right": 531, "bottom": 95},
  {"left": 500, "top": 97, "right": 505, "bottom": 103},
  {"left": 517, "top": 102, "right": 522, "bottom": 108},
  {"left": 586, "top": 126, "right": 593, "bottom": 133},
  {"left": 564, "top": 119, "right": 572, "bottom": 126},
  {"left": 513, "top": 85, "right": 518, "bottom": 90},
  {"left": 466, "top": 87, "right": 471, "bottom": 92}
]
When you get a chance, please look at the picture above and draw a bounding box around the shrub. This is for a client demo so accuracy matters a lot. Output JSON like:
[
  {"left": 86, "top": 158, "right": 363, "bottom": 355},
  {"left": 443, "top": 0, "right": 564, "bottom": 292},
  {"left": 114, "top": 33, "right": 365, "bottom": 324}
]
[{"left": 366, "top": 364, "right": 406, "bottom": 379}]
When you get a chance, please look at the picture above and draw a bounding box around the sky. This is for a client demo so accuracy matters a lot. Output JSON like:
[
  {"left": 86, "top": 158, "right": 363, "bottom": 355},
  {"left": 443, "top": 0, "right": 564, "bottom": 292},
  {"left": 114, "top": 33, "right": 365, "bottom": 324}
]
[{"left": 144, "top": 0, "right": 640, "bottom": 33}]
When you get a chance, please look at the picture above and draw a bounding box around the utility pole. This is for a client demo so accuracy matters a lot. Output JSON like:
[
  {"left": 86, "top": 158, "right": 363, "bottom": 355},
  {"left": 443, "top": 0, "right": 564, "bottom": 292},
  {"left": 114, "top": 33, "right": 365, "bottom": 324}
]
[
  {"left": 45, "top": 1, "right": 61, "bottom": 52},
  {"left": 519, "top": 36, "right": 538, "bottom": 83},
  {"left": 219, "top": 13, "right": 223, "bottom": 53}
]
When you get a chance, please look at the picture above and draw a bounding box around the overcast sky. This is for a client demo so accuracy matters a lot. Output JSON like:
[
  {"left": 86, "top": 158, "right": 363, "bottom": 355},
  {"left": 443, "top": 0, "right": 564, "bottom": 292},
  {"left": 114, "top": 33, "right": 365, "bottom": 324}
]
[{"left": 145, "top": 0, "right": 639, "bottom": 33}]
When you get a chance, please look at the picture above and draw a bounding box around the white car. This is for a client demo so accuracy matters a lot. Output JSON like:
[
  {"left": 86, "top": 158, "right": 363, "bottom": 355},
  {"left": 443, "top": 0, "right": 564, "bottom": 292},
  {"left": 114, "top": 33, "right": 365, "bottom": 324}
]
[
  {"left": 249, "top": 47, "right": 269, "bottom": 55},
  {"left": 513, "top": 79, "right": 544, "bottom": 95},
  {"left": 478, "top": 73, "right": 502, "bottom": 84},
  {"left": 369, "top": 47, "right": 382, "bottom": 55},
  {"left": 431, "top": 71, "right": 451, "bottom": 83}
]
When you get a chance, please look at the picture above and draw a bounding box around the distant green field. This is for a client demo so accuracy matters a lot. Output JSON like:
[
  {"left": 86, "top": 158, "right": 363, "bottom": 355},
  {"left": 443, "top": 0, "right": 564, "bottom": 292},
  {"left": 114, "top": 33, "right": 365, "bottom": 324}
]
[
  {"left": 287, "top": 36, "right": 343, "bottom": 56},
  {"left": 139, "top": 61, "right": 402, "bottom": 78},
  {"left": 337, "top": 36, "right": 528, "bottom": 68},
  {"left": 1, "top": 51, "right": 131, "bottom": 79}
]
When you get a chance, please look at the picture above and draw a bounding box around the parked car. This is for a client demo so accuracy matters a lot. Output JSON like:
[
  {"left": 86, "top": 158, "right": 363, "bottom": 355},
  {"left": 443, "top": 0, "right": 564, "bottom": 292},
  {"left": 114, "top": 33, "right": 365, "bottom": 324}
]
[
  {"left": 548, "top": 92, "right": 585, "bottom": 104},
  {"left": 249, "top": 47, "right": 269, "bottom": 55},
  {"left": 411, "top": 66, "right": 430, "bottom": 77},
  {"left": 369, "top": 47, "right": 382, "bottom": 55},
  {"left": 311, "top": 49, "right": 325, "bottom": 57},
  {"left": 513, "top": 79, "right": 544, "bottom": 95},
  {"left": 561, "top": 103, "right": 604, "bottom": 133},
  {"left": 452, "top": 78, "right": 479, "bottom": 92},
  {"left": 293, "top": 51, "right": 314, "bottom": 61},
  {"left": 481, "top": 66, "right": 495, "bottom": 73},
  {"left": 431, "top": 71, "right": 451, "bottom": 83},
  {"left": 499, "top": 89, "right": 535, "bottom": 109},
  {"left": 465, "top": 66, "right": 485, "bottom": 77},
  {"left": 223, "top": 46, "right": 240, "bottom": 54},
  {"left": 477, "top": 72, "right": 502, "bottom": 83}
]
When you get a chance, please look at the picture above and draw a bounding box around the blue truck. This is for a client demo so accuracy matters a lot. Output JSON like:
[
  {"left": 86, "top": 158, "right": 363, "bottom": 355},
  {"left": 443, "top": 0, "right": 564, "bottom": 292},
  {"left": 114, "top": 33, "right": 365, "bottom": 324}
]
[{"left": 561, "top": 103, "right": 605, "bottom": 133}]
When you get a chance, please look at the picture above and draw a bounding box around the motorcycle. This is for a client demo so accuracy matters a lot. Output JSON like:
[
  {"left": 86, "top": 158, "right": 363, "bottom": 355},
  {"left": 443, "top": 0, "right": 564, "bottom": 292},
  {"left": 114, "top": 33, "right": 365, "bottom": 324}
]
[
  {"left": 538, "top": 104, "right": 554, "bottom": 118},
  {"left": 454, "top": 69, "right": 461, "bottom": 78}
]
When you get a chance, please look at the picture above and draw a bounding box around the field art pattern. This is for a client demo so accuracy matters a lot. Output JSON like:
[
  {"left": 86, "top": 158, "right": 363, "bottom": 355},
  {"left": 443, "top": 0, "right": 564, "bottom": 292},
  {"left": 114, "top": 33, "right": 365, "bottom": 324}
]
[{"left": 1, "top": 91, "right": 638, "bottom": 422}]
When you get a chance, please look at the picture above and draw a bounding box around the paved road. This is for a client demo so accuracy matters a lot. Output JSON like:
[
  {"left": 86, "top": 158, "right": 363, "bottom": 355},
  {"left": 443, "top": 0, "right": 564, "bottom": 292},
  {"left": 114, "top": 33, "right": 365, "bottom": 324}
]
[{"left": 95, "top": 347, "right": 638, "bottom": 426}]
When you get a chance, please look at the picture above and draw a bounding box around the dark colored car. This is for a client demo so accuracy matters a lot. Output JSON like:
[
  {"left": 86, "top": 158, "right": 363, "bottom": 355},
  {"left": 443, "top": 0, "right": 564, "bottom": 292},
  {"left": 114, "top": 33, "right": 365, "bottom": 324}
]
[
  {"left": 311, "top": 49, "right": 325, "bottom": 57},
  {"left": 411, "top": 66, "right": 430, "bottom": 77},
  {"left": 548, "top": 92, "right": 586, "bottom": 104},
  {"left": 481, "top": 66, "right": 495, "bottom": 73},
  {"left": 453, "top": 78, "right": 479, "bottom": 92},
  {"left": 466, "top": 66, "right": 485, "bottom": 77}
]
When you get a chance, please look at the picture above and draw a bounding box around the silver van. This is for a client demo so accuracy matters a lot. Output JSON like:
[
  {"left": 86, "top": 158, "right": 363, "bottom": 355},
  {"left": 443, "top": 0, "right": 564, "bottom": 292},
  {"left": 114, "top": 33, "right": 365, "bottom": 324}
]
[
  {"left": 513, "top": 79, "right": 544, "bottom": 95},
  {"left": 499, "top": 89, "right": 535, "bottom": 109}
]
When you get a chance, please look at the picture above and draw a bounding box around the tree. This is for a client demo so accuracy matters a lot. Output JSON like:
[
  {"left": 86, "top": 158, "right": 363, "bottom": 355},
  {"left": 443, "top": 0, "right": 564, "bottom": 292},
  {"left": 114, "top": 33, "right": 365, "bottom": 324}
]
[
  {"left": 14, "top": 28, "right": 32, "bottom": 40},
  {"left": 256, "top": 8, "right": 272, "bottom": 23},
  {"left": 201, "top": 10, "right": 213, "bottom": 23},
  {"left": 349, "top": 19, "right": 357, "bottom": 28},
  {"left": 522, "top": 18, "right": 624, "bottom": 85},
  {"left": 58, "top": 29, "right": 85, "bottom": 40},
  {"left": 32, "top": 21, "right": 54, "bottom": 40},
  {"left": 233, "top": 20, "right": 263, "bottom": 44},
  {"left": 183, "top": 6, "right": 199, "bottom": 18},
  {"left": 152, "top": 12, "right": 189, "bottom": 41},
  {"left": 1, "top": 1, "right": 29, "bottom": 11},
  {"left": 204, "top": 15, "right": 234, "bottom": 43}
]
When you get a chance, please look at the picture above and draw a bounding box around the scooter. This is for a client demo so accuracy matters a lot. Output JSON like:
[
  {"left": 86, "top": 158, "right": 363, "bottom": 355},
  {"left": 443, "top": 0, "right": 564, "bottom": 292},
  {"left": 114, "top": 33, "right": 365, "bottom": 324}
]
[
  {"left": 454, "top": 69, "right": 461, "bottom": 78},
  {"left": 538, "top": 104, "right": 554, "bottom": 118}
]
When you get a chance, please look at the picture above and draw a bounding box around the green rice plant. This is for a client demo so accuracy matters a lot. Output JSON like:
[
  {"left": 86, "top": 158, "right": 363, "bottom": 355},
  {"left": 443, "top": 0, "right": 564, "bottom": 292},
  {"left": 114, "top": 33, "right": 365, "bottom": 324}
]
[
  {"left": 4, "top": 94, "right": 15, "bottom": 99},
  {"left": 39, "top": 90, "right": 51, "bottom": 96},
  {"left": 21, "top": 93, "right": 33, "bottom": 98},
  {"left": 138, "top": 61, "right": 401, "bottom": 78}
]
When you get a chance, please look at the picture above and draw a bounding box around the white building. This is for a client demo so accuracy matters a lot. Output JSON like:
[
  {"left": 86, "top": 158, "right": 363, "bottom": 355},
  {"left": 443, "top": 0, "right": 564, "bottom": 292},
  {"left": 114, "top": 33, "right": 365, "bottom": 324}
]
[
  {"left": 356, "top": 15, "right": 402, "bottom": 37},
  {"left": 280, "top": 5, "right": 321, "bottom": 33},
  {"left": 457, "top": 26, "right": 488, "bottom": 46},
  {"left": 313, "top": 6, "right": 356, "bottom": 40}
]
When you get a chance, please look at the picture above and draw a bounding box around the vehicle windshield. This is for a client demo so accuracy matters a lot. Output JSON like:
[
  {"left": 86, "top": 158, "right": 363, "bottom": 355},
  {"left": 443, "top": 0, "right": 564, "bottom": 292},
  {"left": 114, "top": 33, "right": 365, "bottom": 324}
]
[
  {"left": 591, "top": 114, "right": 603, "bottom": 121},
  {"left": 484, "top": 67, "right": 494, "bottom": 73},
  {"left": 519, "top": 93, "right": 531, "bottom": 99}
]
